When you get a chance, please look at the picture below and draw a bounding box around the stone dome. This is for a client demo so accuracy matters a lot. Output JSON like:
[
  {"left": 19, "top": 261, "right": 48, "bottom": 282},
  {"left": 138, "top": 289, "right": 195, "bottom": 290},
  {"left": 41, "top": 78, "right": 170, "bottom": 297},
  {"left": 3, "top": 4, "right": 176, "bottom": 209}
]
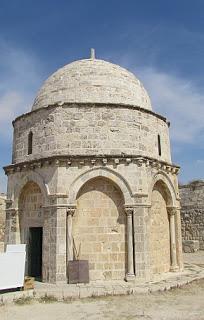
[{"left": 32, "top": 58, "right": 152, "bottom": 111}]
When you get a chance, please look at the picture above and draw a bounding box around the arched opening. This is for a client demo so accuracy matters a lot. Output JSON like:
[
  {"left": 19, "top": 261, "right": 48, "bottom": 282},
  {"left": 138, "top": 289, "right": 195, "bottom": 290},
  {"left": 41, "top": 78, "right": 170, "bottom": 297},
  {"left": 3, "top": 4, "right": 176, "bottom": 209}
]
[
  {"left": 149, "top": 180, "right": 171, "bottom": 275},
  {"left": 73, "top": 177, "right": 127, "bottom": 281},
  {"left": 18, "top": 181, "right": 43, "bottom": 279}
]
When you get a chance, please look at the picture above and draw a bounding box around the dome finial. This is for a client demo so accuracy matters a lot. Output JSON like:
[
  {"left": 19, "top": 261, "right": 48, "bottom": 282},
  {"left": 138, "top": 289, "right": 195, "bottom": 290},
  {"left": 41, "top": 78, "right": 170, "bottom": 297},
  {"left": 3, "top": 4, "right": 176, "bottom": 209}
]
[{"left": 90, "top": 48, "right": 95, "bottom": 60}]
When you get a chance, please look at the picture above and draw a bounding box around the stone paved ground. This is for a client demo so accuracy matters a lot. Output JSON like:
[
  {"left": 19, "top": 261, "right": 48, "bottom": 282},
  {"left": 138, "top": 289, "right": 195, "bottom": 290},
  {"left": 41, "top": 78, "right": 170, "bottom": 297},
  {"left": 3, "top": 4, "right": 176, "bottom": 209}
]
[
  {"left": 0, "top": 279, "right": 204, "bottom": 320},
  {"left": 183, "top": 251, "right": 204, "bottom": 266},
  {"left": 0, "top": 252, "right": 204, "bottom": 320}
]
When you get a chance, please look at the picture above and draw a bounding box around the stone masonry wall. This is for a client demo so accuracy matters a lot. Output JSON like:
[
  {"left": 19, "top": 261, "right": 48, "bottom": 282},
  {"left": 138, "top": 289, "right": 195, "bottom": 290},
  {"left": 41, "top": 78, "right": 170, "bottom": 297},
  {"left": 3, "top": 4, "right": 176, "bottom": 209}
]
[
  {"left": 5, "top": 154, "right": 181, "bottom": 282},
  {"left": 180, "top": 181, "right": 204, "bottom": 250},
  {"left": 18, "top": 181, "right": 43, "bottom": 231},
  {"left": 18, "top": 181, "right": 43, "bottom": 274},
  {"left": 12, "top": 104, "right": 171, "bottom": 164},
  {"left": 73, "top": 177, "right": 126, "bottom": 281},
  {"left": 149, "top": 185, "right": 170, "bottom": 274}
]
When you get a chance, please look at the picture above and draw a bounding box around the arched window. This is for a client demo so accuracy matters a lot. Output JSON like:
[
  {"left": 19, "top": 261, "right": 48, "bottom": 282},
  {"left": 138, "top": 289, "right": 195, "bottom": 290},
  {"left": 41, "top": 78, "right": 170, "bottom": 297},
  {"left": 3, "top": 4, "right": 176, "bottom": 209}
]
[
  {"left": 158, "top": 134, "right": 161, "bottom": 156},
  {"left": 28, "top": 131, "right": 33, "bottom": 155}
]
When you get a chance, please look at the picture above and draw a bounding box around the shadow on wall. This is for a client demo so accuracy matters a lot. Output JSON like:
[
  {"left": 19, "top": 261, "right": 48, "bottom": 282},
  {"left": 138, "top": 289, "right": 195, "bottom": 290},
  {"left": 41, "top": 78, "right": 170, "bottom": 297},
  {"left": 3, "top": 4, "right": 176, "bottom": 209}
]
[{"left": 72, "top": 176, "right": 128, "bottom": 281}]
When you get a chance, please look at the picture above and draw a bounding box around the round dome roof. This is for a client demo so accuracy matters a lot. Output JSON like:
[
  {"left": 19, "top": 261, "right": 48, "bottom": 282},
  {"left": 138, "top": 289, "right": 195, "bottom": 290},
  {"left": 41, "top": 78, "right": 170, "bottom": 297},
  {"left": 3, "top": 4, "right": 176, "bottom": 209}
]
[{"left": 32, "top": 58, "right": 152, "bottom": 111}]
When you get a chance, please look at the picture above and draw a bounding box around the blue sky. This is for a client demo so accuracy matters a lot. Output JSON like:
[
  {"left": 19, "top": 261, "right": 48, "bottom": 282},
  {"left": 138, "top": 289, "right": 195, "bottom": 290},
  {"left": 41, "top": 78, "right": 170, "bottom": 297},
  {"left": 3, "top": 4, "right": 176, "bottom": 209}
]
[{"left": 0, "top": 0, "right": 204, "bottom": 192}]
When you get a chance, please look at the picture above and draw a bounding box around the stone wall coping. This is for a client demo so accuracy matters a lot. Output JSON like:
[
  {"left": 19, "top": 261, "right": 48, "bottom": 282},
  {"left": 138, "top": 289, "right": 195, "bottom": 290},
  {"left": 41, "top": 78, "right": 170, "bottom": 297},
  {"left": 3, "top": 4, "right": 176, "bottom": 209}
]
[
  {"left": 12, "top": 102, "right": 169, "bottom": 125},
  {"left": 42, "top": 204, "right": 71, "bottom": 209},
  {"left": 181, "top": 205, "right": 204, "bottom": 209},
  {"left": 4, "top": 154, "right": 180, "bottom": 176},
  {"left": 124, "top": 204, "right": 151, "bottom": 209},
  {"left": 179, "top": 181, "right": 204, "bottom": 189},
  {"left": 49, "top": 193, "right": 68, "bottom": 198}
]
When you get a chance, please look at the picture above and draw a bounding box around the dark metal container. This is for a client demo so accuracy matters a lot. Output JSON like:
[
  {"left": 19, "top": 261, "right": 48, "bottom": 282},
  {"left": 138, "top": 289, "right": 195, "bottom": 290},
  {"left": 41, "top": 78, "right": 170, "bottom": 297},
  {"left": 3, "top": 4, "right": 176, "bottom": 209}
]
[{"left": 68, "top": 260, "right": 89, "bottom": 284}]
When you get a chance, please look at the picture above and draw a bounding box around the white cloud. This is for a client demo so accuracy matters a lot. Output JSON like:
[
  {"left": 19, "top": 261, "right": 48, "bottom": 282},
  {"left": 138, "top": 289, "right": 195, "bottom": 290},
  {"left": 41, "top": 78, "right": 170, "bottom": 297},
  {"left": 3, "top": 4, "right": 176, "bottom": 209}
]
[
  {"left": 110, "top": 51, "right": 204, "bottom": 145},
  {"left": 0, "top": 41, "right": 43, "bottom": 138},
  {"left": 196, "top": 160, "right": 204, "bottom": 165},
  {"left": 135, "top": 67, "right": 204, "bottom": 144},
  {"left": 0, "top": 172, "right": 7, "bottom": 194},
  {"left": 0, "top": 41, "right": 43, "bottom": 193}
]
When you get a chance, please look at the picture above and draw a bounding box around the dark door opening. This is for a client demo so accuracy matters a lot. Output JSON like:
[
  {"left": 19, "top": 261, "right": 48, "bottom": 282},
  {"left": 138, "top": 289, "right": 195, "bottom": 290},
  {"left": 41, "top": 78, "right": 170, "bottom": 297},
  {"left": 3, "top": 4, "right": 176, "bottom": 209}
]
[{"left": 28, "top": 227, "right": 43, "bottom": 279}]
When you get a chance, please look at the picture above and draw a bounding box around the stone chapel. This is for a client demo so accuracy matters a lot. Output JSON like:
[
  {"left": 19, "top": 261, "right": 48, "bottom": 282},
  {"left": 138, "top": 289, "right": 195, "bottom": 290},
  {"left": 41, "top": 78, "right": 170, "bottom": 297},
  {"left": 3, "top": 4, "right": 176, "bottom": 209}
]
[{"left": 4, "top": 51, "right": 183, "bottom": 284}]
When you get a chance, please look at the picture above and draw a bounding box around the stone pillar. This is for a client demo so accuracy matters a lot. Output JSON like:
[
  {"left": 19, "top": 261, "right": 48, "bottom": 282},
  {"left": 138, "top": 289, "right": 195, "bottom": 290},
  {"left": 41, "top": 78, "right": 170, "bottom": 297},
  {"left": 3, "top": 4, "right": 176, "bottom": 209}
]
[
  {"left": 55, "top": 207, "right": 67, "bottom": 283},
  {"left": 133, "top": 205, "right": 150, "bottom": 280},
  {"left": 167, "top": 207, "right": 179, "bottom": 271},
  {"left": 124, "top": 206, "right": 135, "bottom": 281},
  {"left": 42, "top": 205, "right": 67, "bottom": 284},
  {"left": 42, "top": 207, "right": 52, "bottom": 283},
  {"left": 4, "top": 206, "right": 20, "bottom": 246}
]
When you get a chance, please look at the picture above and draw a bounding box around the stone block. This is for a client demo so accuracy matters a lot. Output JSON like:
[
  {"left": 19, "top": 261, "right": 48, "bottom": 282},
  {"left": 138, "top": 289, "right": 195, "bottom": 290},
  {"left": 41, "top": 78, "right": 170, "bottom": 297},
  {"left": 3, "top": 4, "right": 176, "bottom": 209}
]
[{"left": 182, "top": 240, "right": 199, "bottom": 253}]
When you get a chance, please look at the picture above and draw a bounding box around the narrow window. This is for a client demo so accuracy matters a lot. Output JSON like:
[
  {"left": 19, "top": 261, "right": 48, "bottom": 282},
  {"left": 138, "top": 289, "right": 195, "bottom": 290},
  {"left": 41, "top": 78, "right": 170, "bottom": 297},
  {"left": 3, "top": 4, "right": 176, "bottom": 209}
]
[
  {"left": 158, "top": 134, "right": 161, "bottom": 156},
  {"left": 28, "top": 131, "right": 33, "bottom": 155}
]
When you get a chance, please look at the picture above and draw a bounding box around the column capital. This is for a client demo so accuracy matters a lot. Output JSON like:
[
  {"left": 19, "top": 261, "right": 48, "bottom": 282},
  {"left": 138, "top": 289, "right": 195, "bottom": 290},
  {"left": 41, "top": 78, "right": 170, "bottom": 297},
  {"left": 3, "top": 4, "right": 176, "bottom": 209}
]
[
  {"left": 167, "top": 207, "right": 177, "bottom": 216},
  {"left": 67, "top": 205, "right": 76, "bottom": 216},
  {"left": 5, "top": 199, "right": 13, "bottom": 210},
  {"left": 5, "top": 208, "right": 18, "bottom": 215},
  {"left": 124, "top": 206, "right": 134, "bottom": 216}
]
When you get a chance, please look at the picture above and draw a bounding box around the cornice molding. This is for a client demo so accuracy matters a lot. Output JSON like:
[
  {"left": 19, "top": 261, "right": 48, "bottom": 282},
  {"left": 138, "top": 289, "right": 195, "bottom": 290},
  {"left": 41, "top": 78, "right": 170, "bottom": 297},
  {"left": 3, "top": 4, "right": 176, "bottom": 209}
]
[
  {"left": 4, "top": 154, "right": 180, "bottom": 176},
  {"left": 12, "top": 102, "right": 168, "bottom": 125}
]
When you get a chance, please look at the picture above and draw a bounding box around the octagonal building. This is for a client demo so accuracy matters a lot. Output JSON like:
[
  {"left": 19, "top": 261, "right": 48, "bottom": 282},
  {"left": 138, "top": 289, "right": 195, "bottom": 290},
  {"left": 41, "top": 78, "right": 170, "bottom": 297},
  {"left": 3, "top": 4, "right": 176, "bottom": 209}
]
[{"left": 4, "top": 52, "right": 183, "bottom": 284}]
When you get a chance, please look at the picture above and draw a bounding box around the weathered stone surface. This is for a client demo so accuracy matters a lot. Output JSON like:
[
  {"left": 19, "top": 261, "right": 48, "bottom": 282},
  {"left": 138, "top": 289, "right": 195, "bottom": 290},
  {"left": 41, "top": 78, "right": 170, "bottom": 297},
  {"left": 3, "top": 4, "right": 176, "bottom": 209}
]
[
  {"left": 182, "top": 240, "right": 199, "bottom": 253},
  {"left": 32, "top": 59, "right": 152, "bottom": 111},
  {"left": 3, "top": 55, "right": 183, "bottom": 284},
  {"left": 150, "top": 184, "right": 170, "bottom": 274},
  {"left": 180, "top": 181, "right": 204, "bottom": 250},
  {"left": 12, "top": 104, "right": 171, "bottom": 164},
  {"left": 73, "top": 177, "right": 126, "bottom": 281}
]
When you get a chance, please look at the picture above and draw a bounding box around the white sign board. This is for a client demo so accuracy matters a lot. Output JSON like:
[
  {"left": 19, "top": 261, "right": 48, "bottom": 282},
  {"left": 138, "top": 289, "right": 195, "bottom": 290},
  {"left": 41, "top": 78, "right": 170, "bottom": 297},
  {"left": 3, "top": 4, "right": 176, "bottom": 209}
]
[{"left": 0, "top": 244, "right": 26, "bottom": 291}]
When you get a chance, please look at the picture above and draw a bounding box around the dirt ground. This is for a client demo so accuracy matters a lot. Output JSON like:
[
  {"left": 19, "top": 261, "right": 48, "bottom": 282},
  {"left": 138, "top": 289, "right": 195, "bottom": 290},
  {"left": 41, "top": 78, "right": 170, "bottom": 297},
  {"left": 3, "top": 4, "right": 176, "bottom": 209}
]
[
  {"left": 1, "top": 253, "right": 204, "bottom": 320},
  {"left": 0, "top": 279, "right": 204, "bottom": 320}
]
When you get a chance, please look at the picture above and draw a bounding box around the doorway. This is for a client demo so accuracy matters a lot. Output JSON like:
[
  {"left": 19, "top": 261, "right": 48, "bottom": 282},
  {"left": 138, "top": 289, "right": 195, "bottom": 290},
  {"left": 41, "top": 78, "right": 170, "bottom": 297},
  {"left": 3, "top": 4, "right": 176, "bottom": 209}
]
[{"left": 28, "top": 227, "right": 43, "bottom": 279}]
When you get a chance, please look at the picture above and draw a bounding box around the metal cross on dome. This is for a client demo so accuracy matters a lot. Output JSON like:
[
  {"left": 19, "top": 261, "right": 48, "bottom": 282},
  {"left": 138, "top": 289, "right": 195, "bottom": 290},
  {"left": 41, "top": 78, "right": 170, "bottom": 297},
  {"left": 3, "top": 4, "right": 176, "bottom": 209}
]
[{"left": 90, "top": 48, "right": 95, "bottom": 59}]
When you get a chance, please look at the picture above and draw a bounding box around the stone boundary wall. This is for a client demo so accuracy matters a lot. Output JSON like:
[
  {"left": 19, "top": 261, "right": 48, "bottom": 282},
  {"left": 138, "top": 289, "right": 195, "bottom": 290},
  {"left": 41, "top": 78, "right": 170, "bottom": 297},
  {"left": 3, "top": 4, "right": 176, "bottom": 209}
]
[
  {"left": 180, "top": 181, "right": 204, "bottom": 251},
  {"left": 0, "top": 193, "right": 6, "bottom": 252}
]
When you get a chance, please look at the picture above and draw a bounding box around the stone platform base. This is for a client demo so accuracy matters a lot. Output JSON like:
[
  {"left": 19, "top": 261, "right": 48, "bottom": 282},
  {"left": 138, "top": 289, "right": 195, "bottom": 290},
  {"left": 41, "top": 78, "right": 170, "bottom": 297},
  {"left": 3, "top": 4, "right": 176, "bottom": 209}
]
[{"left": 1, "top": 261, "right": 204, "bottom": 304}]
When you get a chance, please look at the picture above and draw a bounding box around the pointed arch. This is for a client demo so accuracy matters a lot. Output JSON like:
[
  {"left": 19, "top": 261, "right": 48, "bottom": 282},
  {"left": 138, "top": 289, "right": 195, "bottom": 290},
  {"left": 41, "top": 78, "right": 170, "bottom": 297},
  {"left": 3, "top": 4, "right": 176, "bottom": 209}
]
[
  {"left": 69, "top": 166, "right": 134, "bottom": 205},
  {"left": 13, "top": 172, "right": 49, "bottom": 207},
  {"left": 149, "top": 171, "right": 177, "bottom": 207}
]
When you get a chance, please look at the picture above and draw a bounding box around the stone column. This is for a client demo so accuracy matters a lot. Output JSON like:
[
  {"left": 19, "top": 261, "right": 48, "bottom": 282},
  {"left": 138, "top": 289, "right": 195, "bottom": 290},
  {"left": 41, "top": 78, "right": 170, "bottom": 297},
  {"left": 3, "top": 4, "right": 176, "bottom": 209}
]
[
  {"left": 66, "top": 206, "right": 76, "bottom": 262},
  {"left": 174, "top": 207, "right": 184, "bottom": 270},
  {"left": 167, "top": 207, "right": 179, "bottom": 271},
  {"left": 124, "top": 206, "right": 135, "bottom": 281}
]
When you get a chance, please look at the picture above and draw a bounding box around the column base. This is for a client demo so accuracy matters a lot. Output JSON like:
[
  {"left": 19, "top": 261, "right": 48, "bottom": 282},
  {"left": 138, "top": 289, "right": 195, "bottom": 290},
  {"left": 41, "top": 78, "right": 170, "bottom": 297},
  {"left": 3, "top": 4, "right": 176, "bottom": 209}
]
[
  {"left": 125, "top": 273, "right": 135, "bottom": 282},
  {"left": 170, "top": 265, "right": 179, "bottom": 272},
  {"left": 55, "top": 279, "right": 68, "bottom": 285}
]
